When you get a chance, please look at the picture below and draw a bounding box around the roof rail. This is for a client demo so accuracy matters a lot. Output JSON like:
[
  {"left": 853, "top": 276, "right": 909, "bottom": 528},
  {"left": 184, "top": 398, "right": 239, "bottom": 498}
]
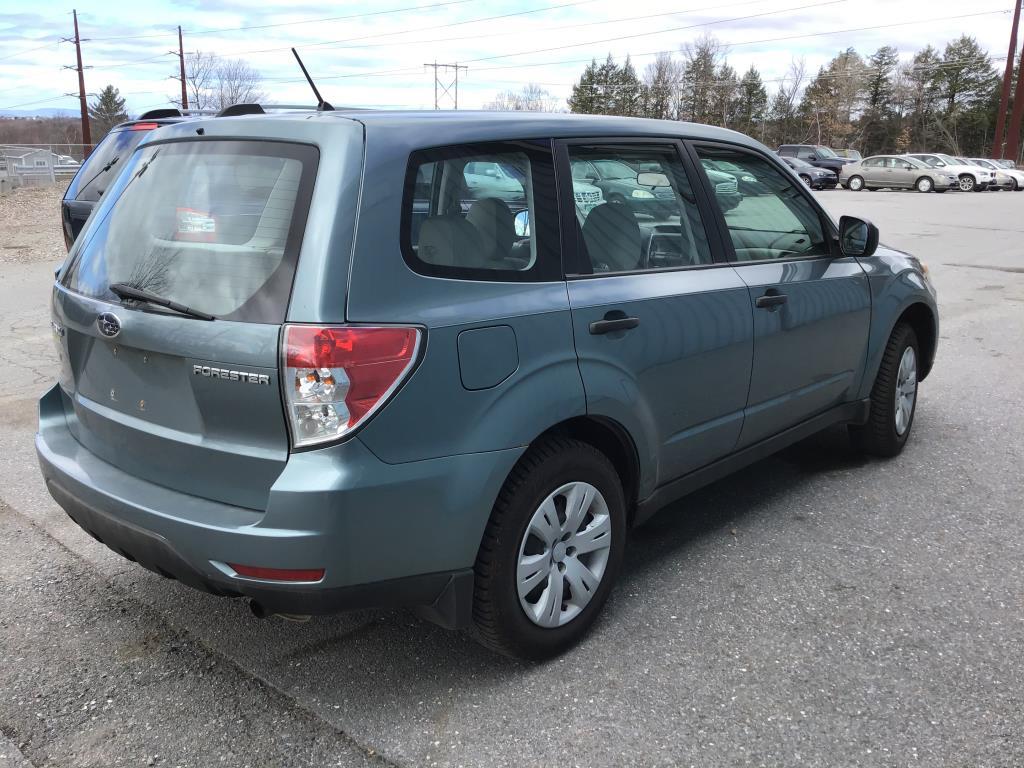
[{"left": 217, "top": 103, "right": 265, "bottom": 117}]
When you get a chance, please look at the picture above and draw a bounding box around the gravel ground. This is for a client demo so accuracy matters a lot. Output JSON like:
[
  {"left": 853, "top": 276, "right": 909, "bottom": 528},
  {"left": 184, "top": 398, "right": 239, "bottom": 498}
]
[
  {"left": 0, "top": 185, "right": 66, "bottom": 266},
  {"left": 0, "top": 187, "right": 1022, "bottom": 766}
]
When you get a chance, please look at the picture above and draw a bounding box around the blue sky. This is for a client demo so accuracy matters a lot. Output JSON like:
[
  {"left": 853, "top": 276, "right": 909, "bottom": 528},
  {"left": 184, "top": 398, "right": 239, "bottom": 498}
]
[{"left": 0, "top": 0, "right": 1016, "bottom": 115}]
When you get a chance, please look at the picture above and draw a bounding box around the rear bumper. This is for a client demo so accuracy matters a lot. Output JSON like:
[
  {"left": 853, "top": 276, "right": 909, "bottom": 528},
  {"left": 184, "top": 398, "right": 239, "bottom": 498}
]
[{"left": 36, "top": 385, "right": 523, "bottom": 626}]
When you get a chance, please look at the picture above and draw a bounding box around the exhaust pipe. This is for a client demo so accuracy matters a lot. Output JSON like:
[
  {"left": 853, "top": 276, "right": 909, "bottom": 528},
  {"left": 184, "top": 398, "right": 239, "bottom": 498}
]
[{"left": 247, "top": 599, "right": 310, "bottom": 623}]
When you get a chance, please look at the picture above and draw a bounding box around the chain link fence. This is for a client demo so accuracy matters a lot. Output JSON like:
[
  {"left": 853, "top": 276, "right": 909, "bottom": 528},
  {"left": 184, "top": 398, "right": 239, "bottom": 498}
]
[{"left": 0, "top": 144, "right": 88, "bottom": 195}]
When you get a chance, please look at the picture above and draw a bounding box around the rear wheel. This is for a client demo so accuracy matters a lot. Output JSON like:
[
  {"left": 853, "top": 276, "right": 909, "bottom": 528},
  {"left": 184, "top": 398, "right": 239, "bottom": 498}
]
[
  {"left": 958, "top": 175, "right": 976, "bottom": 192},
  {"left": 847, "top": 175, "right": 864, "bottom": 191},
  {"left": 915, "top": 176, "right": 933, "bottom": 193},
  {"left": 850, "top": 323, "right": 920, "bottom": 457},
  {"left": 473, "top": 437, "right": 626, "bottom": 660}
]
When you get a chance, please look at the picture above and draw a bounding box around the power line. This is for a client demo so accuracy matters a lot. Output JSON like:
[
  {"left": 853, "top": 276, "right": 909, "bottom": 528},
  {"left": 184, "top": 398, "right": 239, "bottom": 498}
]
[
  {"left": 467, "top": 8, "right": 1011, "bottom": 73},
  {"left": 83, "top": 0, "right": 481, "bottom": 41},
  {"left": 219, "top": 0, "right": 600, "bottom": 57},
  {"left": 0, "top": 39, "right": 60, "bottom": 62}
]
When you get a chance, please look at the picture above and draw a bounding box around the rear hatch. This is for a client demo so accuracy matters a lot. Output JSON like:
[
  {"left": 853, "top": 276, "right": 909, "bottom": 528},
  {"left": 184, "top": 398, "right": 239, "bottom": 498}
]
[{"left": 53, "top": 137, "right": 319, "bottom": 510}]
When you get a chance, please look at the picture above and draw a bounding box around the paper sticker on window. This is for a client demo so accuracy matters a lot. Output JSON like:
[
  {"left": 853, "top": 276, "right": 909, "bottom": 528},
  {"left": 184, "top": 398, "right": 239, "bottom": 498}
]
[{"left": 175, "top": 207, "right": 216, "bottom": 241}]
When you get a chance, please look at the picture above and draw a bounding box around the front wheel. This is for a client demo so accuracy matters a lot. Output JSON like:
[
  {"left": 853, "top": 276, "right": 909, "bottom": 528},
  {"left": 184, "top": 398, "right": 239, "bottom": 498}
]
[
  {"left": 958, "top": 175, "right": 976, "bottom": 192},
  {"left": 473, "top": 437, "right": 626, "bottom": 660},
  {"left": 850, "top": 323, "right": 920, "bottom": 457},
  {"left": 847, "top": 175, "right": 864, "bottom": 191},
  {"left": 915, "top": 176, "right": 934, "bottom": 193}
]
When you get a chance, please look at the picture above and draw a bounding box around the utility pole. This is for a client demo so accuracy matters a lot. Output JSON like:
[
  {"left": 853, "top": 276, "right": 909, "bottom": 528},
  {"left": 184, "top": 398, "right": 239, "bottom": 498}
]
[
  {"left": 63, "top": 9, "right": 92, "bottom": 157},
  {"left": 993, "top": 0, "right": 1022, "bottom": 158},
  {"left": 423, "top": 61, "right": 467, "bottom": 109},
  {"left": 176, "top": 26, "right": 188, "bottom": 109},
  {"left": 1007, "top": 28, "right": 1024, "bottom": 163}
]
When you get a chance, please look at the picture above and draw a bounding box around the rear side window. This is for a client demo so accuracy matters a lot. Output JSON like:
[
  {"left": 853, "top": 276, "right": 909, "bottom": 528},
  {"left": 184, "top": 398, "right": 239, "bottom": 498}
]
[
  {"left": 401, "top": 141, "right": 560, "bottom": 281},
  {"left": 63, "top": 139, "right": 318, "bottom": 323},
  {"left": 68, "top": 127, "right": 151, "bottom": 202}
]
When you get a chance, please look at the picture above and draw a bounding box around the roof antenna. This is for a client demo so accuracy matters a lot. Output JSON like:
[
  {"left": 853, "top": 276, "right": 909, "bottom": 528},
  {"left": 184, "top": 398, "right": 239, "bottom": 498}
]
[{"left": 292, "top": 48, "right": 334, "bottom": 111}]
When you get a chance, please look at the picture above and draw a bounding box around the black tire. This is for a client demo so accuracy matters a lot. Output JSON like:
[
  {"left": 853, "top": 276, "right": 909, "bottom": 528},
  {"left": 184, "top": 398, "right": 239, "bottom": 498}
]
[
  {"left": 849, "top": 323, "right": 920, "bottom": 458},
  {"left": 915, "top": 176, "right": 933, "bottom": 193},
  {"left": 472, "top": 436, "right": 627, "bottom": 660},
  {"left": 847, "top": 175, "right": 865, "bottom": 191},
  {"left": 799, "top": 174, "right": 812, "bottom": 186}
]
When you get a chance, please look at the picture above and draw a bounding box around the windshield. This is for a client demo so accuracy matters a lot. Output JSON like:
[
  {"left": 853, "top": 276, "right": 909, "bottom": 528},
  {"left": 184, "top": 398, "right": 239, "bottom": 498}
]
[
  {"left": 787, "top": 157, "right": 812, "bottom": 168},
  {"left": 937, "top": 154, "right": 960, "bottom": 165},
  {"left": 972, "top": 159, "right": 995, "bottom": 169},
  {"left": 903, "top": 157, "right": 928, "bottom": 169},
  {"left": 62, "top": 139, "right": 318, "bottom": 323},
  {"left": 815, "top": 146, "right": 838, "bottom": 158}
]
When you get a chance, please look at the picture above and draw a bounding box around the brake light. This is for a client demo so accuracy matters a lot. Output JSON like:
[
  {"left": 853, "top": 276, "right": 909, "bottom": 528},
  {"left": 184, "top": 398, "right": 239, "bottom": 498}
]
[
  {"left": 130, "top": 122, "right": 159, "bottom": 131},
  {"left": 283, "top": 325, "right": 421, "bottom": 448}
]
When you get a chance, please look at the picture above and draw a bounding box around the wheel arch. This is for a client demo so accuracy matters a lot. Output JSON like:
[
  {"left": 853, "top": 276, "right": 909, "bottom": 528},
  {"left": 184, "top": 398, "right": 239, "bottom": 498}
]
[
  {"left": 914, "top": 175, "right": 933, "bottom": 190},
  {"left": 532, "top": 416, "right": 641, "bottom": 523},
  {"left": 897, "top": 302, "right": 937, "bottom": 380}
]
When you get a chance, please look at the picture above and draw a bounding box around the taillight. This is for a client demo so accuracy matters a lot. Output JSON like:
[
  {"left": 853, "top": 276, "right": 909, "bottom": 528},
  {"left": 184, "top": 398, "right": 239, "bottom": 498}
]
[{"left": 283, "top": 325, "right": 421, "bottom": 448}]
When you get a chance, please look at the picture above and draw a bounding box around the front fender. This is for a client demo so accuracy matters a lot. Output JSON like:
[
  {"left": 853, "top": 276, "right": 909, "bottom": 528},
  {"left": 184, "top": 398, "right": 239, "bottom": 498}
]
[{"left": 856, "top": 246, "right": 938, "bottom": 400}]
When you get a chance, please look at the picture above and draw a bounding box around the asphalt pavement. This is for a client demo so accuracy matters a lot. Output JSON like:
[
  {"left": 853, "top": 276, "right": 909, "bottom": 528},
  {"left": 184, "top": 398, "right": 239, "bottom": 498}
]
[{"left": 0, "top": 186, "right": 1021, "bottom": 767}]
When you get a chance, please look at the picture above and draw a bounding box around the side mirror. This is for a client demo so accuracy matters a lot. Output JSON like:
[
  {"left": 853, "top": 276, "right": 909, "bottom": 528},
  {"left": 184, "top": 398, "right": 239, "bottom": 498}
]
[
  {"left": 637, "top": 172, "right": 670, "bottom": 187},
  {"left": 935, "top": 161, "right": 945, "bottom": 167},
  {"left": 838, "top": 215, "right": 879, "bottom": 258},
  {"left": 514, "top": 210, "right": 530, "bottom": 237}
]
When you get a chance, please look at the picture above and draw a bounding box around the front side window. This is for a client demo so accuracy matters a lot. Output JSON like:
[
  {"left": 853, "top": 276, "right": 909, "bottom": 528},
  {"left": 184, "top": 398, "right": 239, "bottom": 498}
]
[
  {"left": 63, "top": 139, "right": 318, "bottom": 322},
  {"left": 567, "top": 144, "right": 713, "bottom": 274},
  {"left": 403, "top": 142, "right": 558, "bottom": 281},
  {"left": 695, "top": 145, "right": 829, "bottom": 262}
]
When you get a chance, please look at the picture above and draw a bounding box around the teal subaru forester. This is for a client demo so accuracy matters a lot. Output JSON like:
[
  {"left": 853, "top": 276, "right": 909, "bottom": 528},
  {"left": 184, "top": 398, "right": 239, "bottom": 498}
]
[{"left": 37, "top": 108, "right": 937, "bottom": 659}]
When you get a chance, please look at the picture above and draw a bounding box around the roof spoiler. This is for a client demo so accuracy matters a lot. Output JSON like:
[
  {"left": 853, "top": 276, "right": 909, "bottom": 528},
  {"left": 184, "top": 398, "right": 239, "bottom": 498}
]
[{"left": 137, "top": 107, "right": 217, "bottom": 119}]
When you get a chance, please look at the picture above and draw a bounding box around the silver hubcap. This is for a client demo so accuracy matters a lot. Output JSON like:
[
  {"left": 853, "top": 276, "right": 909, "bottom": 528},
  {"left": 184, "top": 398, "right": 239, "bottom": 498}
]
[
  {"left": 919, "top": 179, "right": 931, "bottom": 191},
  {"left": 894, "top": 346, "right": 917, "bottom": 436},
  {"left": 517, "top": 481, "right": 612, "bottom": 628},
  {"left": 850, "top": 177, "right": 862, "bottom": 190},
  {"left": 959, "top": 177, "right": 973, "bottom": 191}
]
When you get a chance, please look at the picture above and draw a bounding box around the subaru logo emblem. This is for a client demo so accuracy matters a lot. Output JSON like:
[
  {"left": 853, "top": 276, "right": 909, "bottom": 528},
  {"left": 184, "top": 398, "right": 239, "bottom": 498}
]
[{"left": 97, "top": 312, "right": 121, "bottom": 339}]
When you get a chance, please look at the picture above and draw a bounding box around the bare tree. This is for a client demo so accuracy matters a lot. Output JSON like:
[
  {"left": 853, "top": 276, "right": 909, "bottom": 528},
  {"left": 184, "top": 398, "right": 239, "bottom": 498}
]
[
  {"left": 484, "top": 83, "right": 558, "bottom": 112},
  {"left": 174, "top": 51, "right": 266, "bottom": 111},
  {"left": 642, "top": 53, "right": 683, "bottom": 120}
]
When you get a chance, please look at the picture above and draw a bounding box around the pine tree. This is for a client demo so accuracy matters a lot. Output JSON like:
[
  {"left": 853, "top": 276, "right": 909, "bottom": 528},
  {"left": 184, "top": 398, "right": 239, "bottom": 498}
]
[
  {"left": 862, "top": 46, "right": 900, "bottom": 154},
  {"left": 615, "top": 56, "right": 644, "bottom": 117},
  {"left": 88, "top": 85, "right": 128, "bottom": 141},
  {"left": 679, "top": 34, "right": 723, "bottom": 123},
  {"left": 735, "top": 66, "right": 768, "bottom": 138},
  {"left": 931, "top": 36, "right": 998, "bottom": 153},
  {"left": 568, "top": 59, "right": 601, "bottom": 114}
]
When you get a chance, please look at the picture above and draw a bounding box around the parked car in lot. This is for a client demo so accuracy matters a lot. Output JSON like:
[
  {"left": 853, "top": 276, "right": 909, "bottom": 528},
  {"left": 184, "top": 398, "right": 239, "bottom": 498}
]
[
  {"left": 38, "top": 109, "right": 938, "bottom": 659},
  {"left": 906, "top": 152, "right": 991, "bottom": 192},
  {"left": 965, "top": 158, "right": 1023, "bottom": 190},
  {"left": 781, "top": 156, "right": 839, "bottom": 189},
  {"left": 777, "top": 144, "right": 854, "bottom": 174},
  {"left": 60, "top": 109, "right": 202, "bottom": 250},
  {"left": 840, "top": 154, "right": 958, "bottom": 192},
  {"left": 833, "top": 148, "right": 862, "bottom": 161},
  {"left": 994, "top": 159, "right": 1018, "bottom": 170}
]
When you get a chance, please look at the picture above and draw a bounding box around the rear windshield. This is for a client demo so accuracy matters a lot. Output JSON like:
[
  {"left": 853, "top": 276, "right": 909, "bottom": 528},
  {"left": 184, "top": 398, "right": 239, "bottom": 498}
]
[
  {"left": 63, "top": 139, "right": 318, "bottom": 323},
  {"left": 67, "top": 127, "right": 151, "bottom": 202}
]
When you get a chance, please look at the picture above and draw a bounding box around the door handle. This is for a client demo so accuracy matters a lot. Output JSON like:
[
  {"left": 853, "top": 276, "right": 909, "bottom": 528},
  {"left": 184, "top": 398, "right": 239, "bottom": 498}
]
[
  {"left": 589, "top": 313, "right": 640, "bottom": 335},
  {"left": 755, "top": 291, "right": 788, "bottom": 310}
]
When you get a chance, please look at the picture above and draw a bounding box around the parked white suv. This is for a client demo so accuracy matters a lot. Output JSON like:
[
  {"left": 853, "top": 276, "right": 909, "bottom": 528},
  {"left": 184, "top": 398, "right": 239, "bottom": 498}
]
[{"left": 906, "top": 153, "right": 991, "bottom": 192}]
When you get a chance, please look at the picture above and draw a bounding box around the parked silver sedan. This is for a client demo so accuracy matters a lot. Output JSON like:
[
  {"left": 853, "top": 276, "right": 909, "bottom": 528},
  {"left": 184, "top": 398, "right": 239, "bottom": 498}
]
[{"left": 840, "top": 155, "right": 958, "bottom": 193}]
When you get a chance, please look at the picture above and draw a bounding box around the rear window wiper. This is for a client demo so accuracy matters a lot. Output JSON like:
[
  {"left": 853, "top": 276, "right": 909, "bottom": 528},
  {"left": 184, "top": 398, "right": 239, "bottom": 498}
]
[
  {"left": 109, "top": 282, "right": 215, "bottom": 321},
  {"left": 78, "top": 155, "right": 119, "bottom": 196}
]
